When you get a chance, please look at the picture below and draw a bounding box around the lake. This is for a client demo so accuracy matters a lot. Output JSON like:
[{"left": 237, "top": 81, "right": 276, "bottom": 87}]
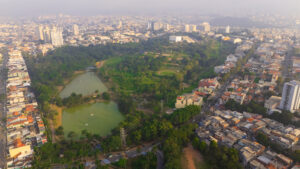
[
  {"left": 59, "top": 71, "right": 108, "bottom": 98},
  {"left": 60, "top": 71, "right": 124, "bottom": 138},
  {"left": 62, "top": 102, "right": 124, "bottom": 138}
]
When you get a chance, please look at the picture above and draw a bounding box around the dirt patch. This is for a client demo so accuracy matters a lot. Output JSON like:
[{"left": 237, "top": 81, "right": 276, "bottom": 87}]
[
  {"left": 50, "top": 104, "right": 63, "bottom": 128},
  {"left": 56, "top": 86, "right": 64, "bottom": 93},
  {"left": 181, "top": 144, "right": 203, "bottom": 169},
  {"left": 48, "top": 104, "right": 64, "bottom": 143},
  {"left": 95, "top": 60, "right": 106, "bottom": 68}
]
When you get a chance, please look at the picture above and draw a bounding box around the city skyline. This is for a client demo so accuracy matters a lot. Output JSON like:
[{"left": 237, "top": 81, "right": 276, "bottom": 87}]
[
  {"left": 1, "top": 0, "right": 300, "bottom": 168},
  {"left": 0, "top": 0, "right": 300, "bottom": 17}
]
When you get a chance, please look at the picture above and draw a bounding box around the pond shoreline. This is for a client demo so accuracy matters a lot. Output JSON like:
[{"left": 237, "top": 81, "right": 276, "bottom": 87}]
[
  {"left": 62, "top": 102, "right": 124, "bottom": 138},
  {"left": 51, "top": 69, "right": 123, "bottom": 139},
  {"left": 56, "top": 70, "right": 86, "bottom": 94},
  {"left": 59, "top": 71, "right": 108, "bottom": 98}
]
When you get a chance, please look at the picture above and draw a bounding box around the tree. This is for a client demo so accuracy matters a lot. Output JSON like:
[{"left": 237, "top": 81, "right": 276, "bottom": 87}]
[
  {"left": 113, "top": 158, "right": 127, "bottom": 168},
  {"left": 118, "top": 96, "right": 136, "bottom": 114},
  {"left": 68, "top": 131, "right": 77, "bottom": 140},
  {"left": 198, "top": 141, "right": 207, "bottom": 153},
  {"left": 55, "top": 126, "right": 64, "bottom": 136},
  {"left": 131, "top": 130, "right": 142, "bottom": 144},
  {"left": 131, "top": 152, "right": 157, "bottom": 169},
  {"left": 102, "top": 92, "right": 110, "bottom": 100}
]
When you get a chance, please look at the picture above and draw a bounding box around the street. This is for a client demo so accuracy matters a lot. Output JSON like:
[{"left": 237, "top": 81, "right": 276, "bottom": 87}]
[
  {"left": 0, "top": 51, "right": 7, "bottom": 169},
  {"left": 282, "top": 48, "right": 293, "bottom": 81}
]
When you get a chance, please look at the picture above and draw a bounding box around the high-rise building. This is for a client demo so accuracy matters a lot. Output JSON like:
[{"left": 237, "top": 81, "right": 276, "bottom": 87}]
[
  {"left": 153, "top": 22, "right": 162, "bottom": 31},
  {"left": 43, "top": 26, "right": 51, "bottom": 43},
  {"left": 184, "top": 24, "right": 190, "bottom": 32},
  {"left": 225, "top": 25, "right": 231, "bottom": 34},
  {"left": 50, "top": 26, "right": 64, "bottom": 47},
  {"left": 118, "top": 21, "right": 122, "bottom": 29},
  {"left": 147, "top": 21, "right": 152, "bottom": 30},
  {"left": 164, "top": 24, "right": 170, "bottom": 31},
  {"left": 202, "top": 22, "right": 210, "bottom": 32},
  {"left": 191, "top": 25, "right": 197, "bottom": 32},
  {"left": 72, "top": 24, "right": 79, "bottom": 36},
  {"left": 279, "top": 80, "right": 300, "bottom": 112},
  {"left": 37, "top": 25, "right": 44, "bottom": 41}
]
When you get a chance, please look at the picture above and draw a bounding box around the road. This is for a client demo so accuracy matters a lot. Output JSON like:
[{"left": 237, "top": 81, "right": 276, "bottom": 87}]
[
  {"left": 51, "top": 143, "right": 160, "bottom": 169},
  {"left": 0, "top": 51, "right": 8, "bottom": 169},
  {"left": 192, "top": 75, "right": 236, "bottom": 122},
  {"left": 282, "top": 47, "right": 293, "bottom": 81},
  {"left": 156, "top": 150, "right": 164, "bottom": 169}
]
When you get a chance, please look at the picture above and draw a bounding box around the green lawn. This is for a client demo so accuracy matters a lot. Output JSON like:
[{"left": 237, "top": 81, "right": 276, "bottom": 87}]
[
  {"left": 155, "top": 69, "right": 177, "bottom": 77},
  {"left": 103, "top": 57, "right": 123, "bottom": 67}
]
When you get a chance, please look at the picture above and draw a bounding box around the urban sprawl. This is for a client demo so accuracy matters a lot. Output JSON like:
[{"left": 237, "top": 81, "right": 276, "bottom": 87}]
[{"left": 1, "top": 15, "right": 300, "bottom": 168}]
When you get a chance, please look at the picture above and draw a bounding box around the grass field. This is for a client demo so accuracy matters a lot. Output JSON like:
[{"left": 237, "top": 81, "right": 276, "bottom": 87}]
[
  {"left": 156, "top": 69, "right": 178, "bottom": 77},
  {"left": 102, "top": 57, "right": 123, "bottom": 67}
]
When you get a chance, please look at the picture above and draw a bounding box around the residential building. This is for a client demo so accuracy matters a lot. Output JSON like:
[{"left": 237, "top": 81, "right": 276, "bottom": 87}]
[
  {"left": 226, "top": 25, "right": 231, "bottom": 34},
  {"left": 169, "top": 36, "right": 182, "bottom": 43},
  {"left": 264, "top": 96, "right": 281, "bottom": 114},
  {"left": 191, "top": 25, "right": 197, "bottom": 32},
  {"left": 279, "top": 80, "right": 300, "bottom": 112},
  {"left": 202, "top": 22, "right": 210, "bottom": 32},
  {"left": 73, "top": 24, "right": 79, "bottom": 36},
  {"left": 175, "top": 94, "right": 203, "bottom": 109},
  {"left": 43, "top": 26, "right": 51, "bottom": 43},
  {"left": 36, "top": 25, "right": 44, "bottom": 41},
  {"left": 184, "top": 24, "right": 190, "bottom": 32},
  {"left": 50, "top": 26, "right": 64, "bottom": 47}
]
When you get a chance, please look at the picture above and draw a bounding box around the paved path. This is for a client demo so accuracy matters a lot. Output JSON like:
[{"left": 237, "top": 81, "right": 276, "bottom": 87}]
[{"left": 156, "top": 150, "right": 164, "bottom": 169}]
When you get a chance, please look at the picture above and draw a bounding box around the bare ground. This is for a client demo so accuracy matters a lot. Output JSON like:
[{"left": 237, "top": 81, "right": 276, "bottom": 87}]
[
  {"left": 181, "top": 144, "right": 204, "bottom": 169},
  {"left": 50, "top": 104, "right": 63, "bottom": 128}
]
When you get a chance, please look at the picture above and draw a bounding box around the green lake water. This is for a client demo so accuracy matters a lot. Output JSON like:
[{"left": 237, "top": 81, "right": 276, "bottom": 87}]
[
  {"left": 62, "top": 102, "right": 124, "bottom": 137},
  {"left": 60, "top": 71, "right": 108, "bottom": 98},
  {"left": 60, "top": 71, "right": 124, "bottom": 138}
]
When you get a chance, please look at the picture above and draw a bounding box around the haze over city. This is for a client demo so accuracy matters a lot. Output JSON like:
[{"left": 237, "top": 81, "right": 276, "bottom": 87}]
[
  {"left": 0, "top": 0, "right": 300, "bottom": 17},
  {"left": 2, "top": 0, "right": 300, "bottom": 169}
]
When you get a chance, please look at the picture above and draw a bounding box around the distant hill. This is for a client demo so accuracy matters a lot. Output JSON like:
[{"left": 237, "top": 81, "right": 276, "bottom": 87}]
[{"left": 210, "top": 16, "right": 271, "bottom": 28}]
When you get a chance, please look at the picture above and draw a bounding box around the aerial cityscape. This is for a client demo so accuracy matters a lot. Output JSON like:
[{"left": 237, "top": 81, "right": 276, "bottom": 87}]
[{"left": 1, "top": 0, "right": 300, "bottom": 169}]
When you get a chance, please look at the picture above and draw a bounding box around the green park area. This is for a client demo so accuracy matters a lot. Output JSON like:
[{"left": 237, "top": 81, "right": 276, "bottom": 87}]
[{"left": 25, "top": 35, "right": 238, "bottom": 168}]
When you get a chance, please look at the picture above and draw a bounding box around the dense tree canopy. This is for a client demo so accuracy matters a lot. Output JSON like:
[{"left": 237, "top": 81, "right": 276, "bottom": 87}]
[
  {"left": 193, "top": 139, "right": 242, "bottom": 169},
  {"left": 27, "top": 35, "right": 237, "bottom": 168}
]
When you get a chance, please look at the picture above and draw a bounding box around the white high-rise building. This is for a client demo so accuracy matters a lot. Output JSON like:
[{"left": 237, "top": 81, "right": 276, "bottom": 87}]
[
  {"left": 50, "top": 26, "right": 64, "bottom": 47},
  {"left": 147, "top": 21, "right": 152, "bottom": 30},
  {"left": 164, "top": 24, "right": 170, "bottom": 31},
  {"left": 184, "top": 24, "right": 190, "bottom": 32},
  {"left": 202, "top": 22, "right": 210, "bottom": 32},
  {"left": 279, "top": 80, "right": 300, "bottom": 112},
  {"left": 191, "top": 25, "right": 197, "bottom": 32},
  {"left": 153, "top": 22, "right": 162, "bottom": 31},
  {"left": 37, "top": 25, "right": 44, "bottom": 41},
  {"left": 73, "top": 24, "right": 79, "bottom": 36},
  {"left": 117, "top": 21, "right": 122, "bottom": 29},
  {"left": 225, "top": 25, "right": 231, "bottom": 34}
]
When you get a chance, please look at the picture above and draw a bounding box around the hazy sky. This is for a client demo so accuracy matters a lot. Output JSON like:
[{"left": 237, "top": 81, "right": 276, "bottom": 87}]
[{"left": 0, "top": 0, "right": 299, "bottom": 17}]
